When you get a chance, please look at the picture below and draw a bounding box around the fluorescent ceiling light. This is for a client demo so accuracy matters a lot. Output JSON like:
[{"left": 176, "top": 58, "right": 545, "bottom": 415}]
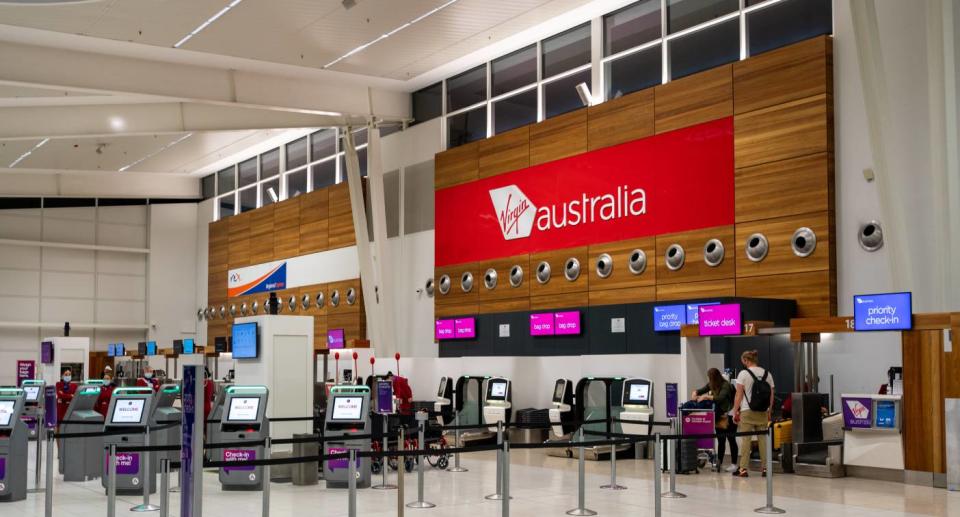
[
  {"left": 9, "top": 138, "right": 49, "bottom": 168},
  {"left": 323, "top": 0, "right": 459, "bottom": 69},
  {"left": 118, "top": 133, "right": 193, "bottom": 172},
  {"left": 174, "top": 0, "right": 244, "bottom": 49}
]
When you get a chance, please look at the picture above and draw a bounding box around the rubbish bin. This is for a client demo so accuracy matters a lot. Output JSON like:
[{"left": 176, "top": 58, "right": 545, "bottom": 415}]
[{"left": 292, "top": 433, "right": 319, "bottom": 485}]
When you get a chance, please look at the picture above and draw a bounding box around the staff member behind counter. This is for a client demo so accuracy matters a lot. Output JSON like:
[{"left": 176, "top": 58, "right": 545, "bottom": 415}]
[
  {"left": 95, "top": 368, "right": 116, "bottom": 416},
  {"left": 137, "top": 366, "right": 160, "bottom": 391},
  {"left": 56, "top": 368, "right": 78, "bottom": 423}
]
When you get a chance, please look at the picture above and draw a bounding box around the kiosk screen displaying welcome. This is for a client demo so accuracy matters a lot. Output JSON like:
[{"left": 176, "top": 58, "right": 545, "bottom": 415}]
[
  {"left": 331, "top": 396, "right": 363, "bottom": 420},
  {"left": 111, "top": 399, "right": 146, "bottom": 424},
  {"left": 227, "top": 397, "right": 260, "bottom": 422},
  {"left": 853, "top": 292, "right": 912, "bottom": 331},
  {"left": 0, "top": 400, "right": 15, "bottom": 426}
]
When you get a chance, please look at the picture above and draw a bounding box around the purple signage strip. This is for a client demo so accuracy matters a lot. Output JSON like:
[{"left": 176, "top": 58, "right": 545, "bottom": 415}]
[
  {"left": 327, "top": 447, "right": 360, "bottom": 470},
  {"left": 327, "top": 328, "right": 345, "bottom": 349},
  {"left": 223, "top": 449, "right": 256, "bottom": 472},
  {"left": 665, "top": 383, "right": 678, "bottom": 419},
  {"left": 454, "top": 318, "right": 476, "bottom": 339},
  {"left": 530, "top": 313, "right": 555, "bottom": 336},
  {"left": 435, "top": 319, "right": 455, "bottom": 340},
  {"left": 105, "top": 452, "right": 140, "bottom": 476},
  {"left": 554, "top": 311, "right": 581, "bottom": 335},
  {"left": 181, "top": 365, "right": 198, "bottom": 517},
  {"left": 841, "top": 396, "right": 873, "bottom": 429},
  {"left": 698, "top": 303, "right": 742, "bottom": 336},
  {"left": 16, "top": 360, "right": 34, "bottom": 387}
]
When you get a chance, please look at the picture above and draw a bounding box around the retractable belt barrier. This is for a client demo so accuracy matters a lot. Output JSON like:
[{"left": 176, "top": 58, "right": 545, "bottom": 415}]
[{"left": 54, "top": 421, "right": 180, "bottom": 439}]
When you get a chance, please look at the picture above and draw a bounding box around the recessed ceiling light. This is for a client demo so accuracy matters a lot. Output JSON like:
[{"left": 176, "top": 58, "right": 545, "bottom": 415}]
[
  {"left": 323, "top": 0, "right": 459, "bottom": 69},
  {"left": 174, "top": 0, "right": 244, "bottom": 49},
  {"left": 9, "top": 138, "right": 49, "bottom": 168},
  {"left": 118, "top": 133, "right": 193, "bottom": 172}
]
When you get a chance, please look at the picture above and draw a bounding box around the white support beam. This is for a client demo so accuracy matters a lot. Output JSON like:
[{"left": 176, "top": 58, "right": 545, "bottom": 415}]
[
  {"left": 0, "top": 170, "right": 200, "bottom": 198},
  {"left": 0, "top": 102, "right": 361, "bottom": 140},
  {"left": 365, "top": 125, "right": 398, "bottom": 355}
]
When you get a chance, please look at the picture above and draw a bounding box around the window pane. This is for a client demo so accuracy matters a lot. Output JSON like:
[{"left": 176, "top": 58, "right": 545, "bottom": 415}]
[
  {"left": 218, "top": 195, "right": 235, "bottom": 219},
  {"left": 447, "top": 106, "right": 487, "bottom": 148},
  {"left": 604, "top": 0, "right": 661, "bottom": 56},
  {"left": 494, "top": 89, "right": 537, "bottom": 134},
  {"left": 311, "top": 159, "right": 336, "bottom": 189},
  {"left": 260, "top": 148, "right": 280, "bottom": 179},
  {"left": 380, "top": 125, "right": 402, "bottom": 138},
  {"left": 412, "top": 82, "right": 442, "bottom": 125},
  {"left": 338, "top": 148, "right": 368, "bottom": 178},
  {"left": 311, "top": 129, "right": 337, "bottom": 161},
  {"left": 544, "top": 69, "right": 590, "bottom": 119},
  {"left": 201, "top": 174, "right": 215, "bottom": 200},
  {"left": 384, "top": 170, "right": 400, "bottom": 238},
  {"left": 260, "top": 178, "right": 280, "bottom": 207},
  {"left": 491, "top": 44, "right": 537, "bottom": 96},
  {"left": 669, "top": 18, "right": 739, "bottom": 80},
  {"left": 403, "top": 161, "right": 435, "bottom": 234},
  {"left": 286, "top": 169, "right": 308, "bottom": 198},
  {"left": 748, "top": 0, "right": 832, "bottom": 56},
  {"left": 237, "top": 157, "right": 257, "bottom": 188},
  {"left": 217, "top": 166, "right": 235, "bottom": 194},
  {"left": 605, "top": 45, "right": 661, "bottom": 99},
  {"left": 542, "top": 23, "right": 591, "bottom": 78},
  {"left": 667, "top": 0, "right": 738, "bottom": 33},
  {"left": 238, "top": 187, "right": 257, "bottom": 213},
  {"left": 286, "top": 137, "right": 308, "bottom": 171},
  {"left": 446, "top": 65, "right": 486, "bottom": 112}
]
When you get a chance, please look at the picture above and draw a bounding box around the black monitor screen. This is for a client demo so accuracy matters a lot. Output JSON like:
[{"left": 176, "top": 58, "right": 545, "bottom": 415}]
[
  {"left": 437, "top": 377, "right": 447, "bottom": 398},
  {"left": 214, "top": 336, "right": 228, "bottom": 353},
  {"left": 552, "top": 380, "right": 566, "bottom": 403}
]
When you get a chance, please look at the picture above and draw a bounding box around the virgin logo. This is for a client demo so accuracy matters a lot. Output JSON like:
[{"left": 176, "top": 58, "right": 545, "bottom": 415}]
[
  {"left": 489, "top": 185, "right": 536, "bottom": 240},
  {"left": 846, "top": 400, "right": 869, "bottom": 419}
]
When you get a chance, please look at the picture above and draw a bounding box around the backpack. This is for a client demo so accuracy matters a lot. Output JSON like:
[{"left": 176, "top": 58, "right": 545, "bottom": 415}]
[{"left": 745, "top": 369, "right": 772, "bottom": 412}]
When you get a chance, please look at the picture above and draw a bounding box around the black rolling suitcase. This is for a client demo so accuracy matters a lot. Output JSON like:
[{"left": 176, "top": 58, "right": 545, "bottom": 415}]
[{"left": 676, "top": 438, "right": 700, "bottom": 474}]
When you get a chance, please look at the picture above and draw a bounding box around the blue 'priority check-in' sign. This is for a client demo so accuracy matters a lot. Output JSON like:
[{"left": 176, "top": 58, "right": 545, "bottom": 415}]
[{"left": 853, "top": 292, "right": 912, "bottom": 331}]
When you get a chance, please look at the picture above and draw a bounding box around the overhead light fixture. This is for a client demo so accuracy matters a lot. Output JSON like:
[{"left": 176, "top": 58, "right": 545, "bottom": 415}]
[
  {"left": 118, "top": 133, "right": 193, "bottom": 172},
  {"left": 575, "top": 82, "right": 595, "bottom": 107},
  {"left": 266, "top": 187, "right": 279, "bottom": 203},
  {"left": 173, "top": 0, "right": 244, "bottom": 48},
  {"left": 8, "top": 138, "right": 49, "bottom": 168},
  {"left": 323, "top": 0, "right": 459, "bottom": 69}
]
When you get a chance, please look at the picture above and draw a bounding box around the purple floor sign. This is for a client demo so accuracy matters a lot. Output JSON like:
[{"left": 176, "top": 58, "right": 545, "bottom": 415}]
[
  {"left": 665, "top": 383, "right": 678, "bottom": 418},
  {"left": 327, "top": 447, "right": 359, "bottom": 470},
  {"left": 223, "top": 449, "right": 256, "bottom": 472},
  {"left": 105, "top": 452, "right": 140, "bottom": 475}
]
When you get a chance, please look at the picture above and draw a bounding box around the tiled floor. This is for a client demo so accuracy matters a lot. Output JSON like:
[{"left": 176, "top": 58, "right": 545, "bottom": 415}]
[{"left": 6, "top": 442, "right": 959, "bottom": 516}]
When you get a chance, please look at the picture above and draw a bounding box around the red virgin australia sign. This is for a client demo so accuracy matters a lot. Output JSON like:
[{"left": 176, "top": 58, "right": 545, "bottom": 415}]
[{"left": 435, "top": 117, "right": 735, "bottom": 266}]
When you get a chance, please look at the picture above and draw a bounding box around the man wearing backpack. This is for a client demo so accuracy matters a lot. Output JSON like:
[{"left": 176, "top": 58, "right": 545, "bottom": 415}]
[{"left": 732, "top": 349, "right": 775, "bottom": 477}]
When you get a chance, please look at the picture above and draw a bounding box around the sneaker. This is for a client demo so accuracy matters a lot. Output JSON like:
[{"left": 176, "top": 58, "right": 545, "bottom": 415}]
[
  {"left": 762, "top": 469, "right": 767, "bottom": 478},
  {"left": 725, "top": 465, "right": 739, "bottom": 473},
  {"left": 732, "top": 468, "right": 749, "bottom": 477}
]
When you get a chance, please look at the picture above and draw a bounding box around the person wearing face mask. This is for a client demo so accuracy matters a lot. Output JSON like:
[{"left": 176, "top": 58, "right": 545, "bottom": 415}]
[
  {"left": 137, "top": 365, "right": 160, "bottom": 391},
  {"left": 56, "top": 368, "right": 78, "bottom": 423},
  {"left": 95, "top": 371, "right": 116, "bottom": 416}
]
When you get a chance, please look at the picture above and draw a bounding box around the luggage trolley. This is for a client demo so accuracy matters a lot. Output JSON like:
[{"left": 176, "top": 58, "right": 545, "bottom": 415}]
[{"left": 678, "top": 404, "right": 715, "bottom": 473}]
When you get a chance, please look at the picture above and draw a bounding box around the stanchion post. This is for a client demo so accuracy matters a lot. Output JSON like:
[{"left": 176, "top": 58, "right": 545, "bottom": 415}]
[
  {"left": 600, "top": 435, "right": 625, "bottom": 490},
  {"left": 131, "top": 426, "right": 159, "bottom": 512},
  {"left": 653, "top": 434, "right": 662, "bottom": 517},
  {"left": 159, "top": 459, "right": 169, "bottom": 517},
  {"left": 662, "top": 431, "right": 686, "bottom": 499},
  {"left": 44, "top": 431, "right": 54, "bottom": 517},
  {"left": 348, "top": 449, "right": 357, "bottom": 517},
  {"left": 406, "top": 413, "right": 435, "bottom": 509},
  {"left": 29, "top": 409, "right": 45, "bottom": 494},
  {"left": 108, "top": 444, "right": 118, "bottom": 517},
  {"left": 485, "top": 421, "right": 504, "bottom": 500},
  {"left": 372, "top": 417, "right": 396, "bottom": 490},
  {"left": 502, "top": 440, "right": 510, "bottom": 517},
  {"left": 754, "top": 426, "right": 785, "bottom": 514},
  {"left": 449, "top": 389, "right": 467, "bottom": 473},
  {"left": 262, "top": 436, "right": 272, "bottom": 517},
  {"left": 566, "top": 427, "right": 596, "bottom": 516},
  {"left": 397, "top": 427, "right": 405, "bottom": 517}
]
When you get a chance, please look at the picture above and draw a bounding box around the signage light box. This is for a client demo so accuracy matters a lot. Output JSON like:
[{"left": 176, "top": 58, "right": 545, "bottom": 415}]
[
  {"left": 653, "top": 305, "right": 685, "bottom": 332},
  {"left": 853, "top": 292, "right": 912, "bottom": 331},
  {"left": 698, "top": 303, "right": 742, "bottom": 336}
]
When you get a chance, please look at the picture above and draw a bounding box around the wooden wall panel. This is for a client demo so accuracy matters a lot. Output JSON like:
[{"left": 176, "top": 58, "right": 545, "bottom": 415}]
[
  {"left": 227, "top": 214, "right": 251, "bottom": 268},
  {"left": 733, "top": 36, "right": 830, "bottom": 115},
  {"left": 529, "top": 293, "right": 582, "bottom": 311},
  {"left": 479, "top": 298, "right": 530, "bottom": 315},
  {"left": 654, "top": 65, "right": 732, "bottom": 134},
  {"left": 734, "top": 94, "right": 830, "bottom": 169},
  {"left": 479, "top": 127, "right": 529, "bottom": 179},
  {"left": 655, "top": 226, "right": 735, "bottom": 285},
  {"left": 249, "top": 203, "right": 275, "bottom": 264},
  {"left": 435, "top": 141, "right": 479, "bottom": 189},
  {"left": 901, "top": 330, "right": 946, "bottom": 474},
  {"left": 735, "top": 212, "right": 831, "bottom": 277},
  {"left": 327, "top": 183, "right": 356, "bottom": 249},
  {"left": 436, "top": 302, "right": 479, "bottom": 318},
  {"left": 946, "top": 313, "right": 960, "bottom": 399},
  {"left": 735, "top": 153, "right": 832, "bottom": 223},
  {"left": 529, "top": 110, "right": 588, "bottom": 166},
  {"left": 327, "top": 312, "right": 364, "bottom": 342},
  {"left": 587, "top": 89, "right": 654, "bottom": 151},
  {"left": 327, "top": 279, "right": 362, "bottom": 314},
  {"left": 313, "top": 315, "right": 328, "bottom": 350},
  {"left": 476, "top": 255, "right": 530, "bottom": 302},
  {"left": 657, "top": 279, "right": 735, "bottom": 301},
  {"left": 589, "top": 286, "right": 656, "bottom": 307},
  {"left": 298, "top": 190, "right": 329, "bottom": 254},
  {"left": 434, "top": 263, "right": 479, "bottom": 305},
  {"left": 736, "top": 270, "right": 833, "bottom": 318},
  {"left": 587, "top": 237, "right": 657, "bottom": 291},
  {"left": 529, "top": 247, "right": 589, "bottom": 297}
]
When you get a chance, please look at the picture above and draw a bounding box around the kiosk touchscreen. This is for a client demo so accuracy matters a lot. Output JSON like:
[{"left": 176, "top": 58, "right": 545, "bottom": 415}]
[
  {"left": 59, "top": 383, "right": 104, "bottom": 481},
  {"left": 323, "top": 385, "right": 372, "bottom": 489},
  {"left": 0, "top": 389, "right": 27, "bottom": 501},
  {"left": 619, "top": 378, "right": 655, "bottom": 436},
  {"left": 150, "top": 384, "right": 181, "bottom": 466},
  {"left": 218, "top": 386, "right": 269, "bottom": 491},
  {"left": 433, "top": 376, "right": 454, "bottom": 426},
  {"left": 548, "top": 379, "right": 575, "bottom": 440},
  {"left": 101, "top": 387, "right": 156, "bottom": 495},
  {"left": 20, "top": 379, "right": 45, "bottom": 440},
  {"left": 482, "top": 377, "right": 512, "bottom": 432}
]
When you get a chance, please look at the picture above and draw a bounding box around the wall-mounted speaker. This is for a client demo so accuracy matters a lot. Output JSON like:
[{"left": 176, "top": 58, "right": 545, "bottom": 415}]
[
  {"left": 275, "top": 298, "right": 284, "bottom": 313},
  {"left": 628, "top": 249, "right": 647, "bottom": 275},
  {"left": 330, "top": 290, "right": 341, "bottom": 307},
  {"left": 858, "top": 220, "right": 883, "bottom": 251},
  {"left": 595, "top": 253, "right": 613, "bottom": 278},
  {"left": 219, "top": 305, "right": 226, "bottom": 319},
  {"left": 252, "top": 300, "right": 259, "bottom": 314},
  {"left": 484, "top": 268, "right": 498, "bottom": 290},
  {"left": 703, "top": 238, "right": 725, "bottom": 267},
  {"left": 263, "top": 297, "right": 271, "bottom": 313},
  {"left": 206, "top": 307, "right": 214, "bottom": 320},
  {"left": 229, "top": 304, "right": 237, "bottom": 317},
  {"left": 564, "top": 257, "right": 581, "bottom": 281},
  {"left": 509, "top": 265, "right": 523, "bottom": 287},
  {"left": 301, "top": 294, "right": 310, "bottom": 310},
  {"left": 536, "top": 261, "right": 551, "bottom": 284},
  {"left": 315, "top": 292, "right": 325, "bottom": 309},
  {"left": 792, "top": 227, "right": 817, "bottom": 257},
  {"left": 287, "top": 295, "right": 297, "bottom": 312},
  {"left": 745, "top": 233, "right": 769, "bottom": 262},
  {"left": 241, "top": 302, "right": 249, "bottom": 316},
  {"left": 425, "top": 279, "right": 435, "bottom": 297},
  {"left": 197, "top": 309, "right": 205, "bottom": 321},
  {"left": 460, "top": 272, "right": 474, "bottom": 293},
  {"left": 665, "top": 244, "right": 685, "bottom": 271},
  {"left": 346, "top": 288, "right": 357, "bottom": 305},
  {"left": 438, "top": 274, "right": 451, "bottom": 295}
]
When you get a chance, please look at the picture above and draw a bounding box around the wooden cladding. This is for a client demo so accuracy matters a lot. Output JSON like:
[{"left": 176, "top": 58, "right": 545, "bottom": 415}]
[{"left": 433, "top": 36, "right": 836, "bottom": 317}]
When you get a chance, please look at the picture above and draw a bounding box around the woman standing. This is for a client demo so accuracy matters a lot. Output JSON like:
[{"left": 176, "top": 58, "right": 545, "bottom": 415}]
[{"left": 692, "top": 368, "right": 738, "bottom": 472}]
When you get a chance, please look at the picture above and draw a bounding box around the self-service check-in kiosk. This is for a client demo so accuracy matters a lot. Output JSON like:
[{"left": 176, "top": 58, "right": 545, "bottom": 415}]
[
  {"left": 433, "top": 376, "right": 454, "bottom": 426},
  {"left": 482, "top": 377, "right": 512, "bottom": 432},
  {"left": 548, "top": 379, "right": 575, "bottom": 441},
  {"left": 619, "top": 378, "right": 654, "bottom": 436},
  {"left": 0, "top": 389, "right": 27, "bottom": 502},
  {"left": 841, "top": 394, "right": 904, "bottom": 477},
  {"left": 323, "top": 385, "right": 372, "bottom": 489},
  {"left": 101, "top": 387, "right": 156, "bottom": 495},
  {"left": 60, "top": 382, "right": 105, "bottom": 481},
  {"left": 218, "top": 386, "right": 269, "bottom": 491},
  {"left": 150, "top": 384, "right": 181, "bottom": 466},
  {"left": 20, "top": 380, "right": 45, "bottom": 440}
]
